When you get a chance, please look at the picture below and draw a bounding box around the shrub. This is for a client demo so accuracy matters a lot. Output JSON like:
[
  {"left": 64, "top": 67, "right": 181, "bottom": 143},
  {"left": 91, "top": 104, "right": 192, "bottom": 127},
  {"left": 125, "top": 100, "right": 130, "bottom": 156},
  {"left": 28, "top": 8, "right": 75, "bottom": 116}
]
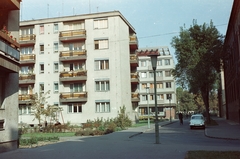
[{"left": 114, "top": 106, "right": 132, "bottom": 129}]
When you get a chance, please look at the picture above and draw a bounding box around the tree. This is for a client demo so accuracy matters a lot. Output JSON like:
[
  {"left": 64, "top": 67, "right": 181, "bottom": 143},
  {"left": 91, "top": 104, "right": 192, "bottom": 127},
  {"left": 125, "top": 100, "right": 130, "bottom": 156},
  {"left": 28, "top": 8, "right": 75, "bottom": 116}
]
[
  {"left": 28, "top": 90, "right": 62, "bottom": 125},
  {"left": 171, "top": 20, "right": 224, "bottom": 123},
  {"left": 176, "top": 87, "right": 196, "bottom": 112}
]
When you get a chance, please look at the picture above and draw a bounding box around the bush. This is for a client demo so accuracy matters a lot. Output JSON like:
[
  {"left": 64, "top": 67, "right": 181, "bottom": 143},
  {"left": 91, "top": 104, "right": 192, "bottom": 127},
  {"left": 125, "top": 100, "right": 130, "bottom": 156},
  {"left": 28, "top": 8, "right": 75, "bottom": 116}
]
[{"left": 114, "top": 106, "right": 132, "bottom": 129}]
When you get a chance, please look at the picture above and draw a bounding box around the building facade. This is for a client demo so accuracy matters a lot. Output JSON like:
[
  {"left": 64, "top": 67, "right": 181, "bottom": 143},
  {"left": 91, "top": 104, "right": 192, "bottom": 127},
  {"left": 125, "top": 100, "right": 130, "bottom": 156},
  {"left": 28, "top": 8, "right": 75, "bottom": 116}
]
[
  {"left": 224, "top": 0, "right": 240, "bottom": 123},
  {"left": 0, "top": 0, "right": 21, "bottom": 153},
  {"left": 136, "top": 47, "right": 176, "bottom": 120},
  {"left": 19, "top": 11, "right": 139, "bottom": 126}
]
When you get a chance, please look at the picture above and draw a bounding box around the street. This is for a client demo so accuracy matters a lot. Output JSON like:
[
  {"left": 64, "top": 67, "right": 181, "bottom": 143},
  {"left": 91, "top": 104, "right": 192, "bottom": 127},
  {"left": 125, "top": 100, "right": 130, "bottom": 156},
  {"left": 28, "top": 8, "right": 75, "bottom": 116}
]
[{"left": 0, "top": 120, "right": 240, "bottom": 159}]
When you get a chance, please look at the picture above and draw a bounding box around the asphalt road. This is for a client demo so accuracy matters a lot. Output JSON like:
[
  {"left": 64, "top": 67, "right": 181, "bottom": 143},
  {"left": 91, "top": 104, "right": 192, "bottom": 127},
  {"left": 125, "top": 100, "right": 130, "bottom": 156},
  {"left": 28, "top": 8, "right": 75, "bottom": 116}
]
[{"left": 1, "top": 121, "right": 240, "bottom": 159}]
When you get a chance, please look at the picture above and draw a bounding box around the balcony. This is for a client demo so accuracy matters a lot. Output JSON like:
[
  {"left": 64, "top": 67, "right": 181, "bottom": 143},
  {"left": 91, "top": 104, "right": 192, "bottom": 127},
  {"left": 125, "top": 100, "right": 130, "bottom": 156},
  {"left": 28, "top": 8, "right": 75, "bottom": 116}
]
[
  {"left": 0, "top": 30, "right": 20, "bottom": 48},
  {"left": 20, "top": 54, "right": 35, "bottom": 64},
  {"left": 0, "top": 0, "right": 21, "bottom": 10},
  {"left": 60, "top": 70, "right": 87, "bottom": 82},
  {"left": 19, "top": 94, "right": 33, "bottom": 104},
  {"left": 0, "top": 38, "right": 20, "bottom": 61},
  {"left": 131, "top": 92, "right": 140, "bottom": 102},
  {"left": 129, "top": 35, "right": 138, "bottom": 50},
  {"left": 19, "top": 74, "right": 35, "bottom": 84},
  {"left": 59, "top": 50, "right": 86, "bottom": 62},
  {"left": 59, "top": 29, "right": 86, "bottom": 42},
  {"left": 131, "top": 72, "right": 139, "bottom": 83},
  {"left": 19, "top": 34, "right": 36, "bottom": 46},
  {"left": 60, "top": 92, "right": 87, "bottom": 103},
  {"left": 130, "top": 54, "right": 138, "bottom": 67}
]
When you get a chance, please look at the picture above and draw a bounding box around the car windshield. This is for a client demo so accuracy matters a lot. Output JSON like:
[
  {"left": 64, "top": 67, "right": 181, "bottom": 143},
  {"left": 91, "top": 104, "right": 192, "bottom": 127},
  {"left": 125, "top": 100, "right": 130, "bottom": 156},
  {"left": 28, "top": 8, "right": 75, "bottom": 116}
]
[{"left": 192, "top": 116, "right": 203, "bottom": 120}]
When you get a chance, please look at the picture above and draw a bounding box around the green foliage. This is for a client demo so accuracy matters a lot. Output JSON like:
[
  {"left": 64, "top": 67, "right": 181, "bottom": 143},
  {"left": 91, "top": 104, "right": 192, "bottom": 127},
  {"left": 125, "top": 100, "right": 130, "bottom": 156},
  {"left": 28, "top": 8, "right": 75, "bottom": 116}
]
[
  {"left": 19, "top": 136, "right": 59, "bottom": 146},
  {"left": 171, "top": 20, "right": 224, "bottom": 123},
  {"left": 114, "top": 106, "right": 132, "bottom": 129}
]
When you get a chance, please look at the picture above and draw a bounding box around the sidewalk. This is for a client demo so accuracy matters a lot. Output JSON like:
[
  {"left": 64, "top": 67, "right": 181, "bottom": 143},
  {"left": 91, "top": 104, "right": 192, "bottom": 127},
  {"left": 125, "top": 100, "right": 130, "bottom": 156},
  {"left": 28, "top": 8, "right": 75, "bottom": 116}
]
[{"left": 204, "top": 117, "right": 240, "bottom": 140}]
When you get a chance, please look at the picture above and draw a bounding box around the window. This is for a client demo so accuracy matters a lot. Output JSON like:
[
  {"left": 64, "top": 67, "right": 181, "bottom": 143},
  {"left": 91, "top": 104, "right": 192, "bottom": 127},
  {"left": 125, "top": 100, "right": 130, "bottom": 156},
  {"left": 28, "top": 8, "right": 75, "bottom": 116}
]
[
  {"left": 157, "top": 83, "right": 163, "bottom": 89},
  {"left": 94, "top": 59, "right": 109, "bottom": 70},
  {"left": 54, "top": 82, "right": 59, "bottom": 93},
  {"left": 166, "top": 82, "right": 171, "bottom": 88},
  {"left": 39, "top": 83, "right": 44, "bottom": 93},
  {"left": 94, "top": 39, "right": 108, "bottom": 49},
  {"left": 141, "top": 72, "right": 147, "bottom": 78},
  {"left": 94, "top": 19, "right": 108, "bottom": 29},
  {"left": 141, "top": 83, "right": 147, "bottom": 89},
  {"left": 165, "top": 59, "right": 170, "bottom": 65},
  {"left": 20, "top": 28, "right": 33, "bottom": 35},
  {"left": 96, "top": 102, "right": 110, "bottom": 113},
  {"left": 40, "top": 44, "right": 44, "bottom": 54},
  {"left": 0, "top": 78, "right": 4, "bottom": 107},
  {"left": 20, "top": 47, "right": 33, "bottom": 54},
  {"left": 157, "top": 59, "right": 162, "bottom": 66},
  {"left": 0, "top": 119, "right": 4, "bottom": 131},
  {"left": 69, "top": 62, "right": 84, "bottom": 71},
  {"left": 149, "top": 72, "right": 154, "bottom": 78},
  {"left": 70, "top": 83, "right": 83, "bottom": 92},
  {"left": 157, "top": 71, "right": 163, "bottom": 77},
  {"left": 54, "top": 43, "right": 58, "bottom": 52},
  {"left": 40, "top": 63, "right": 44, "bottom": 73},
  {"left": 140, "top": 61, "right": 146, "bottom": 67},
  {"left": 19, "top": 105, "right": 31, "bottom": 115},
  {"left": 166, "top": 94, "right": 172, "bottom": 100},
  {"left": 157, "top": 94, "right": 164, "bottom": 100},
  {"left": 20, "top": 66, "right": 33, "bottom": 74},
  {"left": 149, "top": 95, "right": 154, "bottom": 101},
  {"left": 69, "top": 42, "right": 84, "bottom": 51},
  {"left": 19, "top": 86, "right": 28, "bottom": 95},
  {"left": 40, "top": 25, "right": 44, "bottom": 34},
  {"left": 165, "top": 71, "right": 171, "bottom": 77},
  {"left": 54, "top": 62, "right": 59, "bottom": 72},
  {"left": 95, "top": 80, "right": 110, "bottom": 91},
  {"left": 142, "top": 95, "right": 147, "bottom": 101},
  {"left": 64, "top": 21, "right": 84, "bottom": 30},
  {"left": 68, "top": 103, "right": 82, "bottom": 113},
  {"left": 53, "top": 23, "right": 58, "bottom": 33}
]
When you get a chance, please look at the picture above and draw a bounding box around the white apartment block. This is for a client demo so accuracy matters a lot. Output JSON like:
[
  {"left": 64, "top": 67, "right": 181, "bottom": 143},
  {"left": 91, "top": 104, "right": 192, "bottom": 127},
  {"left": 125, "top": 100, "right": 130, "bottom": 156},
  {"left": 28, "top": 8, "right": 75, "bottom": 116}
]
[
  {"left": 18, "top": 11, "right": 139, "bottom": 125},
  {"left": 137, "top": 47, "right": 176, "bottom": 119}
]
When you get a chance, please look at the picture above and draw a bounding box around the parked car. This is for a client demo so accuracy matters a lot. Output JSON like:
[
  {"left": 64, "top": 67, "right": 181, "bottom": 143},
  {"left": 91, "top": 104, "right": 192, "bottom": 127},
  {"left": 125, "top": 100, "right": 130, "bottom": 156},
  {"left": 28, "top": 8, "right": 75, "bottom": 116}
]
[{"left": 189, "top": 114, "right": 205, "bottom": 129}]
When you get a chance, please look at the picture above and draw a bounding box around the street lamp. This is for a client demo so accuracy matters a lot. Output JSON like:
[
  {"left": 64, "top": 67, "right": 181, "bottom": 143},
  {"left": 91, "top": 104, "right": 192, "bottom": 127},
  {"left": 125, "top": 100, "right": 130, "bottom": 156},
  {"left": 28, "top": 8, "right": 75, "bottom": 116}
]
[
  {"left": 148, "top": 52, "right": 160, "bottom": 144},
  {"left": 169, "top": 97, "right": 171, "bottom": 122},
  {"left": 146, "top": 84, "right": 150, "bottom": 129}
]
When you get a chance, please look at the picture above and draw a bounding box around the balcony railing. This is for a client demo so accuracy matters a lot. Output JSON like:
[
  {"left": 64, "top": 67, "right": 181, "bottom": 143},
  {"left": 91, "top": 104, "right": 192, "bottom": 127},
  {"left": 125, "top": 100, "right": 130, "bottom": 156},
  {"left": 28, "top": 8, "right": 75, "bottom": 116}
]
[
  {"left": 129, "top": 35, "right": 138, "bottom": 50},
  {"left": 59, "top": 29, "right": 86, "bottom": 42},
  {"left": 19, "top": 34, "right": 36, "bottom": 45},
  {"left": 59, "top": 50, "right": 87, "bottom": 61},
  {"left": 131, "top": 92, "right": 140, "bottom": 102},
  {"left": 19, "top": 74, "right": 35, "bottom": 84},
  {"left": 131, "top": 72, "right": 139, "bottom": 83},
  {"left": 0, "top": 30, "right": 19, "bottom": 48},
  {"left": 19, "top": 94, "right": 33, "bottom": 104},
  {"left": 0, "top": 39, "right": 20, "bottom": 61},
  {"left": 20, "top": 54, "right": 35, "bottom": 64},
  {"left": 59, "top": 92, "right": 87, "bottom": 102},
  {"left": 59, "top": 70, "right": 87, "bottom": 82}
]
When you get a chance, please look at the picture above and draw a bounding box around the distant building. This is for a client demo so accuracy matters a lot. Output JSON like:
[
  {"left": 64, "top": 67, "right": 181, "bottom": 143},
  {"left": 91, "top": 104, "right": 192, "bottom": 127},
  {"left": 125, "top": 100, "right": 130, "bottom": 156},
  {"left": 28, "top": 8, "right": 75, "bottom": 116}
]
[
  {"left": 224, "top": 0, "right": 240, "bottom": 123},
  {"left": 136, "top": 47, "right": 176, "bottom": 120},
  {"left": 0, "top": 0, "right": 21, "bottom": 153},
  {"left": 19, "top": 11, "right": 139, "bottom": 125}
]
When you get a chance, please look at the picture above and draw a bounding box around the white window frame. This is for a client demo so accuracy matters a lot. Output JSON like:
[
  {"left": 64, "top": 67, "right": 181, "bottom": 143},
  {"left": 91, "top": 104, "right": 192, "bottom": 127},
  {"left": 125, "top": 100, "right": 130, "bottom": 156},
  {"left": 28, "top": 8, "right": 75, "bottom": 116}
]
[
  {"left": 94, "top": 59, "right": 109, "bottom": 70},
  {"left": 40, "top": 63, "right": 44, "bottom": 73},
  {"left": 54, "top": 82, "right": 59, "bottom": 93},
  {"left": 95, "top": 102, "right": 110, "bottom": 113},
  {"left": 94, "top": 39, "right": 109, "bottom": 50},
  {"left": 95, "top": 80, "right": 110, "bottom": 91},
  {"left": 68, "top": 103, "right": 82, "bottom": 113},
  {"left": 94, "top": 19, "right": 108, "bottom": 29}
]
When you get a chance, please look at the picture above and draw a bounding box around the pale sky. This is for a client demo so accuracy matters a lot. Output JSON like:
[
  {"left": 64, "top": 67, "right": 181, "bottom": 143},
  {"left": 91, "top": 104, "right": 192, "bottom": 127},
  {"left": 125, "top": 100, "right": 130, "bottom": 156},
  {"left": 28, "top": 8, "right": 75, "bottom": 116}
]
[{"left": 20, "top": 0, "right": 233, "bottom": 60}]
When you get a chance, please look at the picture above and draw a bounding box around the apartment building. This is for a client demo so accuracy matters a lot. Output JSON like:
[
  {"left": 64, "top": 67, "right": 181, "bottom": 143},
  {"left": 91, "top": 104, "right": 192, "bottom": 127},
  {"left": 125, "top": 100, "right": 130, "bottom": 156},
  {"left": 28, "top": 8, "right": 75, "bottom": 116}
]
[
  {"left": 224, "top": 0, "right": 240, "bottom": 123},
  {"left": 137, "top": 47, "right": 176, "bottom": 120},
  {"left": 19, "top": 11, "right": 139, "bottom": 125},
  {"left": 0, "top": 0, "right": 21, "bottom": 153}
]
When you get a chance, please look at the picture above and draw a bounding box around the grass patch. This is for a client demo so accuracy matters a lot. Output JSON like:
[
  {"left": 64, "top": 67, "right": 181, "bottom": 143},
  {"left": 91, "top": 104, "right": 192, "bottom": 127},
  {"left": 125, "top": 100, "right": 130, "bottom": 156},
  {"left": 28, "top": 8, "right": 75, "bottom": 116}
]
[
  {"left": 132, "top": 120, "right": 154, "bottom": 127},
  {"left": 186, "top": 151, "right": 240, "bottom": 159},
  {"left": 21, "top": 132, "right": 75, "bottom": 138}
]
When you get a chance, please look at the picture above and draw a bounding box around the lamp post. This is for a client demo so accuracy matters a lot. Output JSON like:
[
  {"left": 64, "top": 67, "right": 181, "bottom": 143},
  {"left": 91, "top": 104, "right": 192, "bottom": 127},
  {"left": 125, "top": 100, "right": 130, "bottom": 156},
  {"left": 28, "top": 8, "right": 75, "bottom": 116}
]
[
  {"left": 146, "top": 84, "right": 150, "bottom": 129},
  {"left": 148, "top": 53, "right": 160, "bottom": 144},
  {"left": 169, "top": 97, "right": 171, "bottom": 122}
]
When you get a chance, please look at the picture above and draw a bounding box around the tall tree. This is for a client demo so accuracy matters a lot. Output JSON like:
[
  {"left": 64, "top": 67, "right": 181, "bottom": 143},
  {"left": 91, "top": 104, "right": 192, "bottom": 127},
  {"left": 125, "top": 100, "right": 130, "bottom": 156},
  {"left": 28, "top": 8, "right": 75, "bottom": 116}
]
[{"left": 171, "top": 20, "right": 224, "bottom": 123}]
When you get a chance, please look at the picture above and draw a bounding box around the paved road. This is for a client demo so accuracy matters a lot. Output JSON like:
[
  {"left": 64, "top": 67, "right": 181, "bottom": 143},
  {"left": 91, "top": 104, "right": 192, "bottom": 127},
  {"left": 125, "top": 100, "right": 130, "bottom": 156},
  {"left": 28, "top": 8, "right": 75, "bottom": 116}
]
[{"left": 1, "top": 120, "right": 240, "bottom": 159}]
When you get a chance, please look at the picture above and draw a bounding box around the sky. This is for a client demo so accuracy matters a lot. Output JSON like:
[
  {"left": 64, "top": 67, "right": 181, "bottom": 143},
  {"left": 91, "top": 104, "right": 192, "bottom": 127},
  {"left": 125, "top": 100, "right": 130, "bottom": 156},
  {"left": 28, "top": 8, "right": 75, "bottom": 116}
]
[{"left": 20, "top": 0, "right": 234, "bottom": 62}]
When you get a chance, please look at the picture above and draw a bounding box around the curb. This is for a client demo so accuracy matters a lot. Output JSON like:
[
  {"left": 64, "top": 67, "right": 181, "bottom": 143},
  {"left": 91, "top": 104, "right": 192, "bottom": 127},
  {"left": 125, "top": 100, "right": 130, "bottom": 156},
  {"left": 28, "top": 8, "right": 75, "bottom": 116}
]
[{"left": 204, "top": 128, "right": 240, "bottom": 140}]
